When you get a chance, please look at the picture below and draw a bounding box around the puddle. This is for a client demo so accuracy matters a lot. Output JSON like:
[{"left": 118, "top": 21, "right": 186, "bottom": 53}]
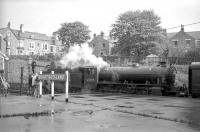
[
  {"left": 151, "top": 112, "right": 164, "bottom": 115},
  {"left": 71, "top": 110, "right": 94, "bottom": 116},
  {"left": 114, "top": 96, "right": 131, "bottom": 99},
  {"left": 72, "top": 96, "right": 85, "bottom": 98},
  {"left": 0, "top": 109, "right": 66, "bottom": 119},
  {"left": 115, "top": 105, "right": 135, "bottom": 108},
  {"left": 87, "top": 100, "right": 98, "bottom": 101},
  {"left": 97, "top": 124, "right": 128, "bottom": 129},
  {"left": 0, "top": 111, "right": 51, "bottom": 119},
  {"left": 125, "top": 102, "right": 133, "bottom": 104},
  {"left": 147, "top": 98, "right": 163, "bottom": 101},
  {"left": 104, "top": 98, "right": 117, "bottom": 100},
  {"left": 163, "top": 105, "right": 189, "bottom": 108}
]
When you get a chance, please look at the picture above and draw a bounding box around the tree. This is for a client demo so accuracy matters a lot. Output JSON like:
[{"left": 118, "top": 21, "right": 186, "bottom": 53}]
[
  {"left": 56, "top": 21, "right": 91, "bottom": 47},
  {"left": 110, "top": 10, "right": 166, "bottom": 57}
]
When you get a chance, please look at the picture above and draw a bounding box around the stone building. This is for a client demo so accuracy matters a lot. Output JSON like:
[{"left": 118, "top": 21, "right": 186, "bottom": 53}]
[
  {"left": 167, "top": 25, "right": 200, "bottom": 57},
  {"left": 0, "top": 22, "right": 64, "bottom": 56},
  {"left": 89, "top": 31, "right": 110, "bottom": 57}
]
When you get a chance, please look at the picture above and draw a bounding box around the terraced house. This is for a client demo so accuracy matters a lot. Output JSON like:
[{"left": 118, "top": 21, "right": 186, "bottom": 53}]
[
  {"left": 167, "top": 25, "right": 200, "bottom": 57},
  {"left": 0, "top": 22, "right": 64, "bottom": 56}
]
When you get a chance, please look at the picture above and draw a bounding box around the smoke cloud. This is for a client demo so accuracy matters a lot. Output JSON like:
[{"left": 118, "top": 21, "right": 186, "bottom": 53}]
[{"left": 60, "top": 43, "right": 109, "bottom": 69}]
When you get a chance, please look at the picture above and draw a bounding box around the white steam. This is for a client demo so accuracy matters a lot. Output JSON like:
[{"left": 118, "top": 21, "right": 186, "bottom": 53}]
[{"left": 60, "top": 43, "right": 109, "bottom": 69}]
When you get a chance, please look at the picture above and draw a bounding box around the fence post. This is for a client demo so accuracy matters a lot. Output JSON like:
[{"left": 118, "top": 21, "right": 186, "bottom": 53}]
[
  {"left": 39, "top": 71, "right": 42, "bottom": 98},
  {"left": 51, "top": 71, "right": 54, "bottom": 100},
  {"left": 65, "top": 71, "right": 69, "bottom": 102},
  {"left": 20, "top": 67, "right": 24, "bottom": 96}
]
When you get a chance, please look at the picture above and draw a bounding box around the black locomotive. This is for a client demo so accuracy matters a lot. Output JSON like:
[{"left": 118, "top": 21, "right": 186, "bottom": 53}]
[
  {"left": 42, "top": 62, "right": 177, "bottom": 95},
  {"left": 97, "top": 65, "right": 175, "bottom": 94}
]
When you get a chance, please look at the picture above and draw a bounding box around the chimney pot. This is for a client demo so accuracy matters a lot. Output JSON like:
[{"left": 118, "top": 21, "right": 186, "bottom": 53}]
[{"left": 93, "top": 33, "right": 96, "bottom": 38}]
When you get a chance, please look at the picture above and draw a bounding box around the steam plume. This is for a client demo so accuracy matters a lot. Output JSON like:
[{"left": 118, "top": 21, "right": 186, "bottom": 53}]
[{"left": 60, "top": 43, "right": 109, "bottom": 69}]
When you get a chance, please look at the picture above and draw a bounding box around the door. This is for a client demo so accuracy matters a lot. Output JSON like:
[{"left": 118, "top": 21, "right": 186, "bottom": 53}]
[{"left": 83, "top": 67, "right": 97, "bottom": 92}]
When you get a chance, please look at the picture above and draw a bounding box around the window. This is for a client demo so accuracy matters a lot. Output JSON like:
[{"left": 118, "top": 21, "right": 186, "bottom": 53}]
[
  {"left": 87, "top": 68, "right": 95, "bottom": 75},
  {"left": 185, "top": 39, "right": 191, "bottom": 47},
  {"left": 50, "top": 46, "right": 54, "bottom": 52},
  {"left": 172, "top": 40, "right": 178, "bottom": 48},
  {"left": 7, "top": 41, "right": 11, "bottom": 47},
  {"left": 18, "top": 50, "right": 23, "bottom": 54},
  {"left": 18, "top": 40, "right": 24, "bottom": 48},
  {"left": 102, "top": 43, "right": 105, "bottom": 48},
  {"left": 43, "top": 43, "right": 48, "bottom": 50},
  {"left": 196, "top": 40, "right": 200, "bottom": 48},
  {"left": 29, "top": 41, "right": 35, "bottom": 49},
  {"left": 29, "top": 52, "right": 34, "bottom": 55},
  {"left": 56, "top": 47, "right": 59, "bottom": 52}
]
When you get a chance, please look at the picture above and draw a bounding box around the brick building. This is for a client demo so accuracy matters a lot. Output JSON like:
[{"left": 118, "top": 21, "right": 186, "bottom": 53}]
[
  {"left": 0, "top": 22, "right": 64, "bottom": 56},
  {"left": 168, "top": 25, "right": 200, "bottom": 57},
  {"left": 89, "top": 31, "right": 110, "bottom": 57}
]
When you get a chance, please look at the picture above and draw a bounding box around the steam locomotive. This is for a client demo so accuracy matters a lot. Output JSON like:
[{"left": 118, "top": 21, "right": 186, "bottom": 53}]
[{"left": 43, "top": 62, "right": 178, "bottom": 95}]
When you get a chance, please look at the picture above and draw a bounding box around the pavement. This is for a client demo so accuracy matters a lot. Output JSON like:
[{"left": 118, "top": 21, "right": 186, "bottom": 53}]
[{"left": 0, "top": 93, "right": 200, "bottom": 132}]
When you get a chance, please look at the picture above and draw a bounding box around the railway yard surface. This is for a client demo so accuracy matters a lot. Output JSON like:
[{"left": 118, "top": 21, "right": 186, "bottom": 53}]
[{"left": 0, "top": 93, "right": 200, "bottom": 132}]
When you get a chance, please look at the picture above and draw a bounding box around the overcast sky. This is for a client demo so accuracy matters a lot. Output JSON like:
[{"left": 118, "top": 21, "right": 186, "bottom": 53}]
[{"left": 0, "top": 0, "right": 200, "bottom": 36}]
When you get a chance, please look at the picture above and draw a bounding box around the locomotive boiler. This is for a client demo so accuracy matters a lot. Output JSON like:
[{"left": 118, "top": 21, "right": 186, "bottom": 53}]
[
  {"left": 97, "top": 65, "right": 176, "bottom": 94},
  {"left": 99, "top": 66, "right": 175, "bottom": 84}
]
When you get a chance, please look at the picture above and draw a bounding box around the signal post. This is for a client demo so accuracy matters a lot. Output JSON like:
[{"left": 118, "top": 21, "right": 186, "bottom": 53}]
[{"left": 38, "top": 70, "right": 69, "bottom": 102}]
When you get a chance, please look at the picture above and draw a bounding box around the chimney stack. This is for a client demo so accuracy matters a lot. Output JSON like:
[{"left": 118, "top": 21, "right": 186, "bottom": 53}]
[
  {"left": 7, "top": 22, "right": 11, "bottom": 28},
  {"left": 181, "top": 24, "right": 184, "bottom": 32},
  {"left": 100, "top": 31, "right": 104, "bottom": 37},
  {"left": 20, "top": 24, "right": 23, "bottom": 33},
  {"left": 93, "top": 33, "right": 96, "bottom": 38}
]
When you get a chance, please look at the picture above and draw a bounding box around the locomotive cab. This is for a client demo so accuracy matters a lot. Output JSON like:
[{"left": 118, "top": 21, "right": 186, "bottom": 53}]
[{"left": 80, "top": 66, "right": 98, "bottom": 92}]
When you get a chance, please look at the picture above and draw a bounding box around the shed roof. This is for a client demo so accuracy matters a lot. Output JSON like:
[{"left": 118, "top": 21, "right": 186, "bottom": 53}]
[{"left": 146, "top": 54, "right": 158, "bottom": 58}]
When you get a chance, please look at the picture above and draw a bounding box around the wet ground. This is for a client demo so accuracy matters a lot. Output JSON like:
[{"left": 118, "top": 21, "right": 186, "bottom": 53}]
[{"left": 0, "top": 93, "right": 200, "bottom": 132}]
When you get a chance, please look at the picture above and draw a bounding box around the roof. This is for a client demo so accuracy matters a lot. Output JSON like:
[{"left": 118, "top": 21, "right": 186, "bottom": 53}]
[
  {"left": 90, "top": 35, "right": 109, "bottom": 44},
  {"left": 167, "top": 31, "right": 200, "bottom": 39},
  {"left": 12, "top": 29, "right": 52, "bottom": 41},
  {"left": 187, "top": 31, "right": 200, "bottom": 39},
  {"left": 0, "top": 27, "right": 52, "bottom": 41},
  {"left": 0, "top": 28, "right": 10, "bottom": 35},
  {"left": 167, "top": 32, "right": 177, "bottom": 38}
]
